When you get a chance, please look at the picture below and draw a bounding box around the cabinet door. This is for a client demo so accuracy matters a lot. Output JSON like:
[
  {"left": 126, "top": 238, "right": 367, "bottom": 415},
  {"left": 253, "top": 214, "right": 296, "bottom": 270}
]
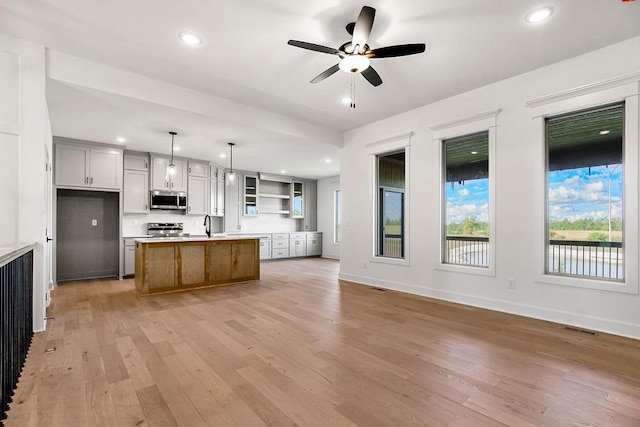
[
  {"left": 306, "top": 237, "right": 322, "bottom": 256},
  {"left": 188, "top": 175, "right": 208, "bottom": 215},
  {"left": 215, "top": 179, "right": 225, "bottom": 217},
  {"left": 124, "top": 154, "right": 148, "bottom": 171},
  {"left": 188, "top": 162, "right": 209, "bottom": 177},
  {"left": 55, "top": 144, "right": 89, "bottom": 187},
  {"left": 151, "top": 157, "right": 170, "bottom": 190},
  {"left": 169, "top": 160, "right": 188, "bottom": 192},
  {"left": 304, "top": 180, "right": 317, "bottom": 231},
  {"left": 224, "top": 173, "right": 242, "bottom": 231},
  {"left": 259, "top": 240, "right": 271, "bottom": 260},
  {"left": 243, "top": 174, "right": 259, "bottom": 216},
  {"left": 290, "top": 181, "right": 304, "bottom": 218},
  {"left": 290, "top": 239, "right": 306, "bottom": 257},
  {"left": 123, "top": 170, "right": 149, "bottom": 213},
  {"left": 90, "top": 147, "right": 122, "bottom": 190},
  {"left": 124, "top": 245, "right": 135, "bottom": 275}
]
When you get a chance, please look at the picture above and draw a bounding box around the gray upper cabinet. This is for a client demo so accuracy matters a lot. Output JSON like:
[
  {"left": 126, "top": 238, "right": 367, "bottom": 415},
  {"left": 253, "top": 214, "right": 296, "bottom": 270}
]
[
  {"left": 303, "top": 180, "right": 317, "bottom": 231},
  {"left": 210, "top": 165, "right": 225, "bottom": 217},
  {"left": 123, "top": 153, "right": 149, "bottom": 213},
  {"left": 290, "top": 181, "right": 304, "bottom": 218},
  {"left": 187, "top": 175, "right": 208, "bottom": 215},
  {"left": 123, "top": 154, "right": 148, "bottom": 171},
  {"left": 55, "top": 143, "right": 123, "bottom": 190},
  {"left": 188, "top": 161, "right": 209, "bottom": 178},
  {"left": 151, "top": 156, "right": 187, "bottom": 192}
]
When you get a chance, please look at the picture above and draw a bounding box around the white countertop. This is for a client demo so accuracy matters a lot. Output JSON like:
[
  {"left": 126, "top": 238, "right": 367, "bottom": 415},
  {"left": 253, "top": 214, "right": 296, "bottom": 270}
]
[{"left": 134, "top": 235, "right": 260, "bottom": 243}]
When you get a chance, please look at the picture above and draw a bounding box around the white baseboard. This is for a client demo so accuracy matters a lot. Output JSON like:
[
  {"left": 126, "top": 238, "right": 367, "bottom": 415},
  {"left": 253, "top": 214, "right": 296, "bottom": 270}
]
[
  {"left": 338, "top": 272, "right": 640, "bottom": 340},
  {"left": 321, "top": 255, "right": 340, "bottom": 260}
]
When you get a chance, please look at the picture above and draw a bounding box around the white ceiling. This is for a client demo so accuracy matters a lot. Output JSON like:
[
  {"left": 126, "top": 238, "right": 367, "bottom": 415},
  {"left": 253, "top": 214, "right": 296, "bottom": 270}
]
[{"left": 1, "top": 1, "right": 640, "bottom": 178}]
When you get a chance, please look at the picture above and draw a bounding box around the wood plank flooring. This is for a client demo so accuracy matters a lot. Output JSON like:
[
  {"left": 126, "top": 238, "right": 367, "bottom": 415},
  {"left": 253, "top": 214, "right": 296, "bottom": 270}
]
[{"left": 6, "top": 258, "right": 640, "bottom": 426}]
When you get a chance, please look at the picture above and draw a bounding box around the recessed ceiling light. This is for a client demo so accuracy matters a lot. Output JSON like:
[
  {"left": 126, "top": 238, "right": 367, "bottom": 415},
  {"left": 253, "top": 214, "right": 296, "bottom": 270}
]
[
  {"left": 280, "top": 169, "right": 286, "bottom": 174},
  {"left": 325, "top": 158, "right": 332, "bottom": 163},
  {"left": 341, "top": 97, "right": 352, "bottom": 105},
  {"left": 525, "top": 7, "right": 553, "bottom": 23},
  {"left": 599, "top": 130, "right": 610, "bottom": 135},
  {"left": 471, "top": 151, "right": 478, "bottom": 155},
  {"left": 179, "top": 32, "right": 202, "bottom": 45},
  {"left": 115, "top": 137, "right": 126, "bottom": 143},
  {"left": 219, "top": 153, "right": 227, "bottom": 158}
]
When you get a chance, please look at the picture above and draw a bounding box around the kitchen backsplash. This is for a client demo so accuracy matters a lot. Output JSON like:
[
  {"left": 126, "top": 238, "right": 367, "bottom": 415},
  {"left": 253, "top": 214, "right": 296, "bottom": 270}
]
[{"left": 123, "top": 211, "right": 299, "bottom": 236}]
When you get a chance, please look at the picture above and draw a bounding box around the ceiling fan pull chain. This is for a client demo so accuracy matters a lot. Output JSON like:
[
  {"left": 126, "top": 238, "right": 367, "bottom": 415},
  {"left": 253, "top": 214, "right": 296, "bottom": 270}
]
[{"left": 351, "top": 73, "right": 356, "bottom": 109}]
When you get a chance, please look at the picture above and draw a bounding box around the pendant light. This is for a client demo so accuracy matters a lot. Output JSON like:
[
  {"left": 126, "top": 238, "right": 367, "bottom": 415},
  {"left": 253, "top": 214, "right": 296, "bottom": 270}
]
[
  {"left": 227, "top": 142, "right": 236, "bottom": 183},
  {"left": 168, "top": 131, "right": 177, "bottom": 172}
]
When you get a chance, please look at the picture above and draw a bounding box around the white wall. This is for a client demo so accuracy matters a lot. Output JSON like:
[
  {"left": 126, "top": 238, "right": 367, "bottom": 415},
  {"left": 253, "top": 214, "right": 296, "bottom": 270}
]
[
  {"left": 0, "top": 33, "right": 49, "bottom": 332},
  {"left": 340, "top": 36, "right": 640, "bottom": 339},
  {"left": 317, "top": 176, "right": 340, "bottom": 259}
]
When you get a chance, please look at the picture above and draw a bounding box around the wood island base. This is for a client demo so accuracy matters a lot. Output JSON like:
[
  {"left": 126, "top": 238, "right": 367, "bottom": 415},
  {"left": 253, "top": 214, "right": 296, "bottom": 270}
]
[{"left": 134, "top": 237, "right": 260, "bottom": 295}]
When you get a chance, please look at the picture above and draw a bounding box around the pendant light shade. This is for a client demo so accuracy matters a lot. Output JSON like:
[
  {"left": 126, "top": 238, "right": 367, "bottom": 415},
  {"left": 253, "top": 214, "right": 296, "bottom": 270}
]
[
  {"left": 168, "top": 131, "right": 177, "bottom": 172},
  {"left": 227, "top": 142, "right": 236, "bottom": 183}
]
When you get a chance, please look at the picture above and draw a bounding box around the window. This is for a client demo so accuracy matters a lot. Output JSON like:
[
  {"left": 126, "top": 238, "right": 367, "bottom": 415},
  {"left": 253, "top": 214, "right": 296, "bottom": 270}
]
[
  {"left": 545, "top": 103, "right": 624, "bottom": 281},
  {"left": 442, "top": 131, "right": 490, "bottom": 267},
  {"left": 376, "top": 151, "right": 405, "bottom": 258},
  {"left": 334, "top": 189, "right": 341, "bottom": 244}
]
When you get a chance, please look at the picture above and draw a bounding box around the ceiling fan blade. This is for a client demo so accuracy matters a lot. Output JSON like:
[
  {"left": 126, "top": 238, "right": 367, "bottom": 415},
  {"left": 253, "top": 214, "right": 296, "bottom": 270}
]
[
  {"left": 311, "top": 64, "right": 340, "bottom": 83},
  {"left": 351, "top": 6, "right": 376, "bottom": 54},
  {"left": 287, "top": 40, "right": 340, "bottom": 55},
  {"left": 361, "top": 66, "right": 382, "bottom": 87},
  {"left": 367, "top": 43, "right": 426, "bottom": 58}
]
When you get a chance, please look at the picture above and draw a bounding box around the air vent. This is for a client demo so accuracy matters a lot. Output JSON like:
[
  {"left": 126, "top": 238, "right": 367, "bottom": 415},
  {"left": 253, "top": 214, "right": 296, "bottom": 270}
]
[{"left": 564, "top": 326, "right": 598, "bottom": 336}]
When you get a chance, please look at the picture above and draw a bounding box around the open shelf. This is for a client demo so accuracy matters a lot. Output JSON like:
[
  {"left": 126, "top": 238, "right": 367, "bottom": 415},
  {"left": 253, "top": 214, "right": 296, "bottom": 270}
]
[
  {"left": 259, "top": 193, "right": 290, "bottom": 199},
  {"left": 260, "top": 209, "right": 290, "bottom": 215}
]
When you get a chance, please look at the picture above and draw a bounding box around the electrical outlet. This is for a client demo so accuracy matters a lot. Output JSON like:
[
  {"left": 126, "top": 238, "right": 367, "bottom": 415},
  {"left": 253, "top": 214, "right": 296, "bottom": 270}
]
[
  {"left": 91, "top": 219, "right": 98, "bottom": 226},
  {"left": 508, "top": 279, "right": 515, "bottom": 289}
]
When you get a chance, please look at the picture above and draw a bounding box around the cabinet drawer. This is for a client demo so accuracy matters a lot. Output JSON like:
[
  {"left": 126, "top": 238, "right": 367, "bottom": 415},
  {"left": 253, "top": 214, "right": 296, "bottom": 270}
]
[
  {"left": 124, "top": 238, "right": 137, "bottom": 246},
  {"left": 272, "top": 239, "right": 289, "bottom": 248},
  {"left": 307, "top": 232, "right": 322, "bottom": 239},
  {"left": 272, "top": 233, "right": 289, "bottom": 239},
  {"left": 289, "top": 233, "right": 306, "bottom": 239},
  {"left": 272, "top": 248, "right": 289, "bottom": 258}
]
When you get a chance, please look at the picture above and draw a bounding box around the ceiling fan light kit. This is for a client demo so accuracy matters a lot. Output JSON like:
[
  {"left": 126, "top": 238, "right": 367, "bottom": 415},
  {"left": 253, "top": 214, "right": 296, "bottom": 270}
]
[{"left": 287, "top": 5, "right": 426, "bottom": 97}]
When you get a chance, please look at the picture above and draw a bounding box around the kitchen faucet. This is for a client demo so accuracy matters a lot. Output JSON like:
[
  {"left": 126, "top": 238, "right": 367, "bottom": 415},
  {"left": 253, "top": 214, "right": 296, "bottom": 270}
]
[{"left": 203, "top": 215, "right": 211, "bottom": 238}]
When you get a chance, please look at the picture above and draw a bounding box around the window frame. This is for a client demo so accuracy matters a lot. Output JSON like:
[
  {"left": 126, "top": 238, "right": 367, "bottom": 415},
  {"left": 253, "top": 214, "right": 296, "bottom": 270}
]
[
  {"left": 431, "top": 110, "right": 499, "bottom": 277},
  {"left": 529, "top": 81, "right": 639, "bottom": 294},
  {"left": 367, "top": 133, "right": 411, "bottom": 267},
  {"left": 334, "top": 189, "right": 341, "bottom": 244}
]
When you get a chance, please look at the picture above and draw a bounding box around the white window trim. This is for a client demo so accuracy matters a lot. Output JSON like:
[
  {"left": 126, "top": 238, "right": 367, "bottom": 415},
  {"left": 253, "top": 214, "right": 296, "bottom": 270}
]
[
  {"left": 529, "top": 80, "right": 640, "bottom": 294},
  {"left": 367, "top": 133, "right": 412, "bottom": 266},
  {"left": 430, "top": 110, "right": 499, "bottom": 277},
  {"left": 333, "top": 188, "right": 341, "bottom": 245}
]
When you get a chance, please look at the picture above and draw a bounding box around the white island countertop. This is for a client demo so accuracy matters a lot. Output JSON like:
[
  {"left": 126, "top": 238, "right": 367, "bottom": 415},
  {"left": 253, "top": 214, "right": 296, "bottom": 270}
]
[{"left": 133, "top": 235, "right": 260, "bottom": 244}]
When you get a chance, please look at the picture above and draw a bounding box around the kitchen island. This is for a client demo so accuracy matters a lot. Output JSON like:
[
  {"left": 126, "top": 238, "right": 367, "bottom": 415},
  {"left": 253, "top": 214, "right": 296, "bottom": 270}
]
[{"left": 134, "top": 236, "right": 260, "bottom": 295}]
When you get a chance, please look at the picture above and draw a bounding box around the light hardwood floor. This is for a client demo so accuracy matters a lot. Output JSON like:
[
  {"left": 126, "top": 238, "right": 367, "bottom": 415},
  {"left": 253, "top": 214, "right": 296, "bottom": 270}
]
[{"left": 6, "top": 258, "right": 640, "bottom": 426}]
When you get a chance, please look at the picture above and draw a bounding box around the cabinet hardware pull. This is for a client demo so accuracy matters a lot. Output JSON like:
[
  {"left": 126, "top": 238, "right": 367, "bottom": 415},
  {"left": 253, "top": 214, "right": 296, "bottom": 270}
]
[
  {"left": 145, "top": 162, "right": 148, "bottom": 169},
  {"left": 85, "top": 177, "right": 88, "bottom": 184},
  {"left": 145, "top": 204, "right": 148, "bottom": 210},
  {"left": 90, "top": 177, "right": 93, "bottom": 184}
]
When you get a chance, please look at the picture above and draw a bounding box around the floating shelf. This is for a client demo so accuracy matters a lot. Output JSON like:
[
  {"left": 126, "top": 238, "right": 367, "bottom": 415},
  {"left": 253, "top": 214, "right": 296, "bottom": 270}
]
[{"left": 259, "top": 193, "right": 290, "bottom": 199}]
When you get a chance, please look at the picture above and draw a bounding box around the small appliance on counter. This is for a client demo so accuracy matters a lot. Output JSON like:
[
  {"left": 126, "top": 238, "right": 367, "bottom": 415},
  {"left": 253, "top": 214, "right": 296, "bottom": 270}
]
[{"left": 146, "top": 222, "right": 190, "bottom": 238}]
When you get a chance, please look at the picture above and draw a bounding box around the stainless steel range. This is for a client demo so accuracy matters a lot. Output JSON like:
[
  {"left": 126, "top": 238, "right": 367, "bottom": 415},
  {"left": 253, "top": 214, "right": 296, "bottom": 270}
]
[{"left": 146, "top": 222, "right": 190, "bottom": 238}]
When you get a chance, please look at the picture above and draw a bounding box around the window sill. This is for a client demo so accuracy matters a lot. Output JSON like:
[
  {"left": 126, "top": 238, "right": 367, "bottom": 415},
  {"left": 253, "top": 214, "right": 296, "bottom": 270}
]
[
  {"left": 536, "top": 274, "right": 637, "bottom": 294},
  {"left": 436, "top": 263, "right": 495, "bottom": 277},
  {"left": 370, "top": 256, "right": 410, "bottom": 267}
]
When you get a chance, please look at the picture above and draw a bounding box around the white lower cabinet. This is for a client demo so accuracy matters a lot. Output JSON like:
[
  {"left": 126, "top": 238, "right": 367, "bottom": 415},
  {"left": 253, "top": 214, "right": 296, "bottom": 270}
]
[
  {"left": 259, "top": 237, "right": 272, "bottom": 260},
  {"left": 289, "top": 233, "right": 307, "bottom": 257},
  {"left": 271, "top": 233, "right": 289, "bottom": 259},
  {"left": 124, "top": 239, "right": 136, "bottom": 276},
  {"left": 306, "top": 233, "right": 322, "bottom": 256}
]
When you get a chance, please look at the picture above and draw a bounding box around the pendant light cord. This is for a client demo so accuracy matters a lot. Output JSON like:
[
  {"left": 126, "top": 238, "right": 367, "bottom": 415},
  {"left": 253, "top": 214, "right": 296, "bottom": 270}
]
[{"left": 169, "top": 131, "right": 177, "bottom": 167}]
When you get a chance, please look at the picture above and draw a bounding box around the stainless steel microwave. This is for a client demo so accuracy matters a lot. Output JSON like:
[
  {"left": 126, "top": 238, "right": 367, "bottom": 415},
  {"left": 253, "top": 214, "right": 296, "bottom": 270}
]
[{"left": 150, "top": 190, "right": 187, "bottom": 210}]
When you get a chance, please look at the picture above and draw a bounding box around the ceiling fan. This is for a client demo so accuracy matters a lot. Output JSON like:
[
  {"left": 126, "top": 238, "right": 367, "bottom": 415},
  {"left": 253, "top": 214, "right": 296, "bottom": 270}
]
[{"left": 287, "top": 6, "right": 426, "bottom": 87}]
